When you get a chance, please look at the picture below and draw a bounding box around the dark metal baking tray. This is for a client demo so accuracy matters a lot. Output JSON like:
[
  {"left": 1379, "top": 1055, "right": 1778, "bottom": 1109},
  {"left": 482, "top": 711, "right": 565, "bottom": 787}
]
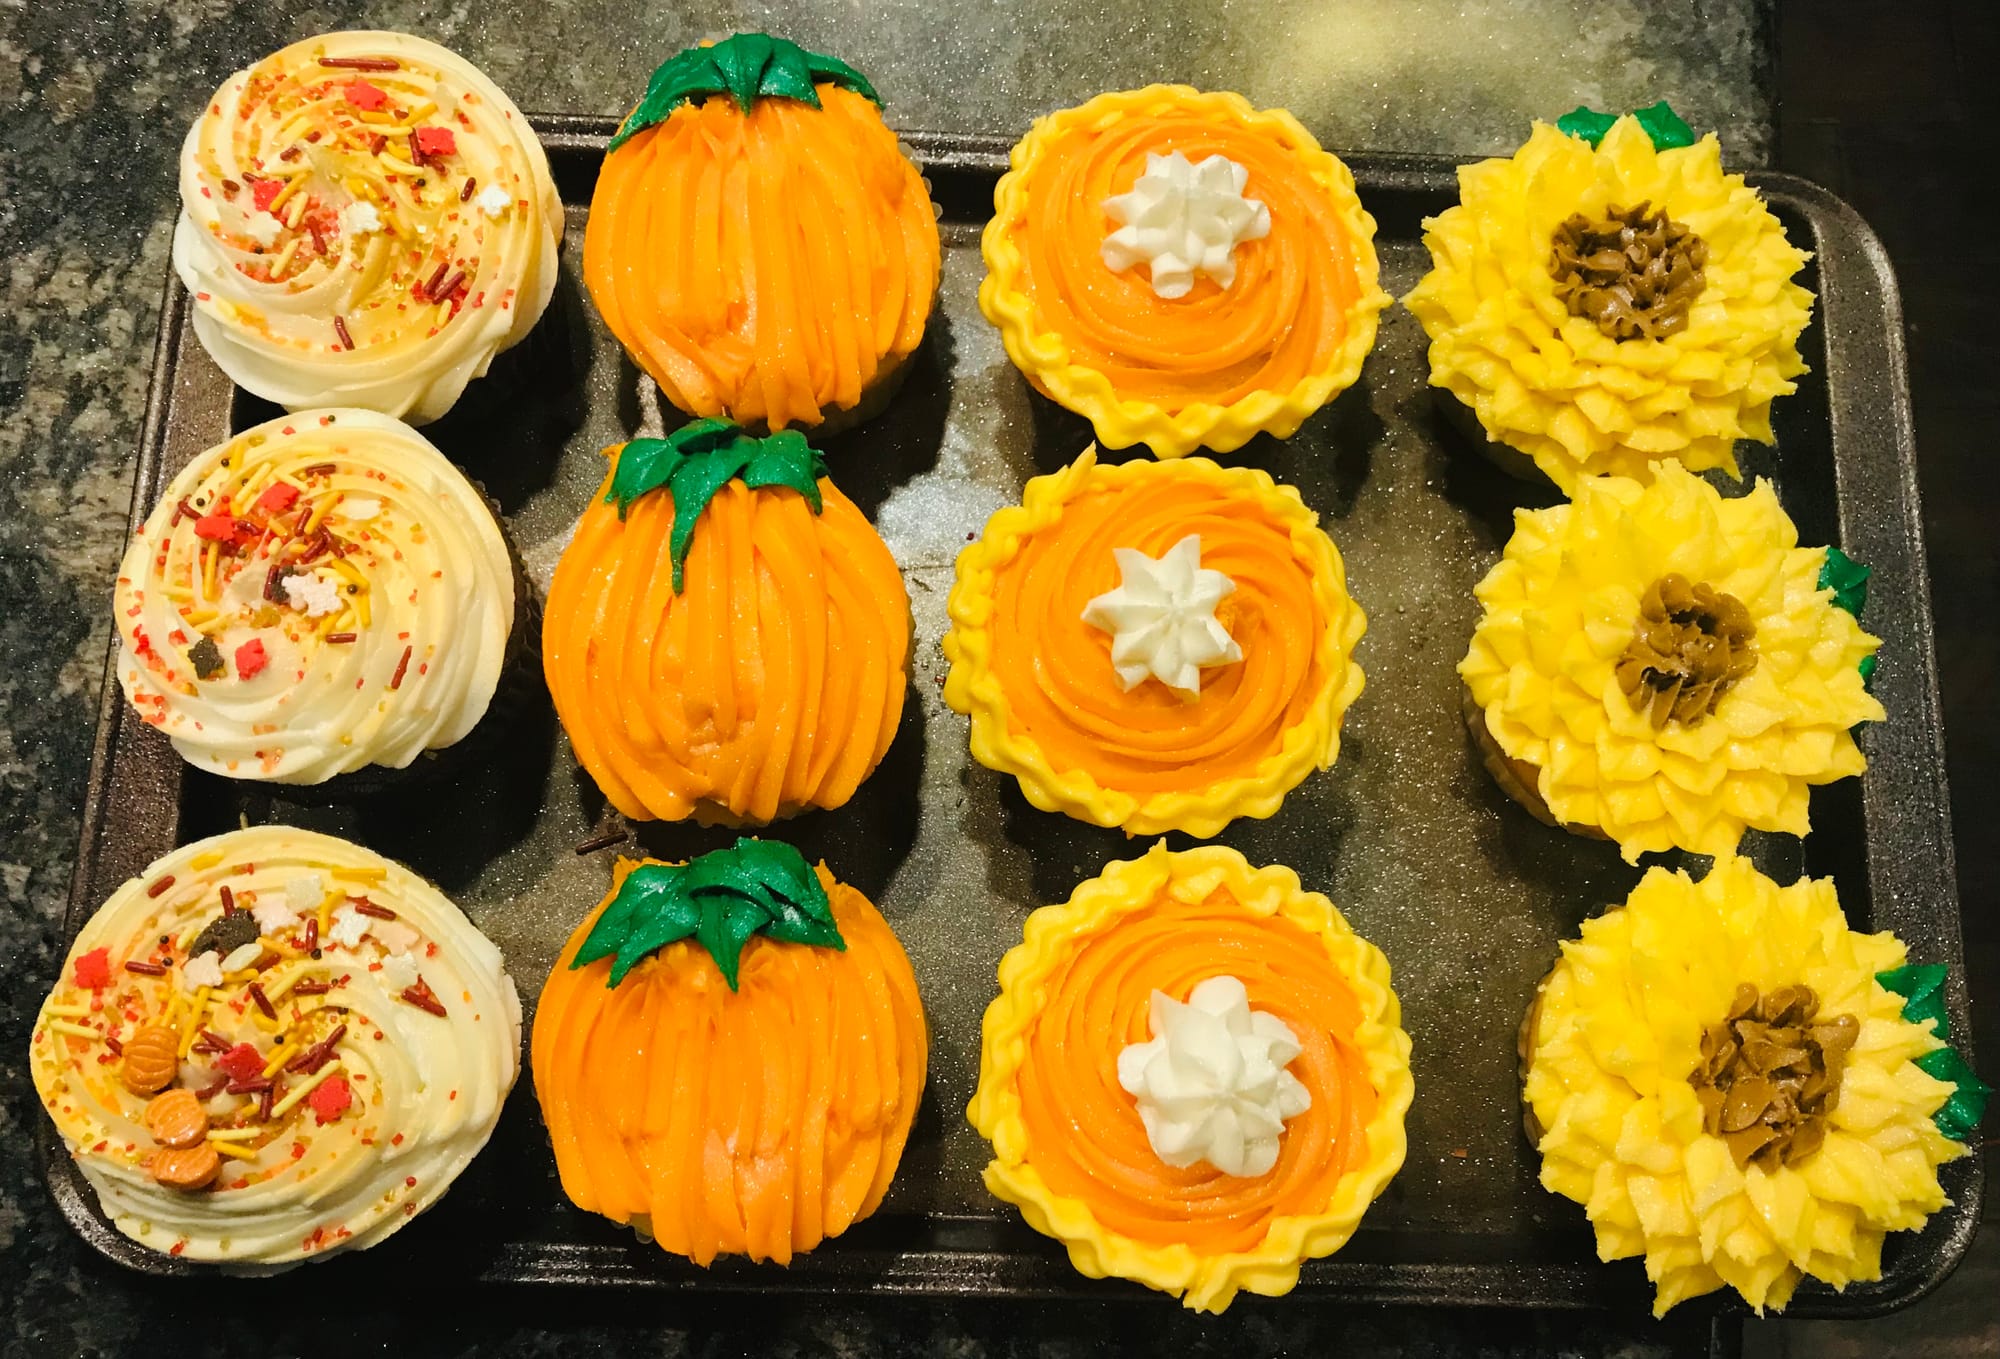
[{"left": 43, "top": 114, "right": 1979, "bottom": 1321}]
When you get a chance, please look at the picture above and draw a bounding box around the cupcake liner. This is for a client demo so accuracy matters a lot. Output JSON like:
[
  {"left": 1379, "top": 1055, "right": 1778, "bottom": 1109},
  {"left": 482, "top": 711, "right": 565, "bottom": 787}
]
[
  {"left": 1459, "top": 683, "right": 1608, "bottom": 839},
  {"left": 1432, "top": 388, "right": 1545, "bottom": 483}
]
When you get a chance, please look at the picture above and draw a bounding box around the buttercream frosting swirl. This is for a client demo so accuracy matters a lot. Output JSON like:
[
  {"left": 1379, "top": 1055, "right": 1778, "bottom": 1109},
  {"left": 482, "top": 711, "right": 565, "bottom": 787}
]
[
  {"left": 173, "top": 30, "right": 562, "bottom": 423},
  {"left": 1100, "top": 152, "right": 1271, "bottom": 299},
  {"left": 114, "top": 409, "right": 515, "bottom": 784},
  {"left": 980, "top": 86, "right": 1390, "bottom": 458},
  {"left": 1081, "top": 533, "right": 1243, "bottom": 697},
  {"left": 944, "top": 447, "right": 1365, "bottom": 838},
  {"left": 1116, "top": 974, "right": 1310, "bottom": 1177},
  {"left": 30, "top": 826, "right": 520, "bottom": 1266}
]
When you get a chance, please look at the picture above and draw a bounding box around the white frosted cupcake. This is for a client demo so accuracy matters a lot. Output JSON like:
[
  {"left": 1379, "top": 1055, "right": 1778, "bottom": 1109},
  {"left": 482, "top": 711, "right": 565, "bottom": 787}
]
[
  {"left": 29, "top": 826, "right": 521, "bottom": 1267},
  {"left": 114, "top": 409, "right": 522, "bottom": 786},
  {"left": 172, "top": 31, "right": 562, "bottom": 423}
]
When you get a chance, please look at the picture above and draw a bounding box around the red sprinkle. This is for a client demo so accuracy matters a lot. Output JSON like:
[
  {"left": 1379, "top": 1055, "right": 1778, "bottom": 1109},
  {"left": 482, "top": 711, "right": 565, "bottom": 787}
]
[
  {"left": 334, "top": 315, "right": 354, "bottom": 350},
  {"left": 219, "top": 884, "right": 235, "bottom": 914},
  {"left": 390, "top": 646, "right": 412, "bottom": 690},
  {"left": 250, "top": 178, "right": 283, "bottom": 213},
  {"left": 218, "top": 1042, "right": 265, "bottom": 1082},
  {"left": 256, "top": 482, "right": 301, "bottom": 515},
  {"left": 123, "top": 960, "right": 168, "bottom": 977},
  {"left": 146, "top": 876, "right": 175, "bottom": 899},
  {"left": 73, "top": 947, "right": 112, "bottom": 990},
  {"left": 303, "top": 919, "right": 318, "bottom": 952},
  {"left": 193, "top": 513, "right": 246, "bottom": 545},
  {"left": 352, "top": 901, "right": 398, "bottom": 920},
  {"left": 171, "top": 497, "right": 198, "bottom": 525},
  {"left": 344, "top": 79, "right": 389, "bottom": 111},
  {"left": 414, "top": 126, "right": 457, "bottom": 157},
  {"left": 235, "top": 638, "right": 270, "bottom": 681},
  {"left": 318, "top": 56, "right": 400, "bottom": 71},
  {"left": 460, "top": 176, "right": 477, "bottom": 202},
  {"left": 308, "top": 1072, "right": 354, "bottom": 1125},
  {"left": 248, "top": 983, "right": 277, "bottom": 1020},
  {"left": 399, "top": 978, "right": 446, "bottom": 1018},
  {"left": 104, "top": 1035, "right": 123, "bottom": 1055},
  {"left": 293, "top": 981, "right": 333, "bottom": 996}
]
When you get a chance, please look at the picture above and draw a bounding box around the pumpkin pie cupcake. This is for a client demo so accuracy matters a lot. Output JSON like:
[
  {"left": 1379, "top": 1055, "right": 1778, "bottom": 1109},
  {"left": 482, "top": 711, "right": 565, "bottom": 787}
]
[
  {"left": 980, "top": 85, "right": 1390, "bottom": 458},
  {"left": 532, "top": 838, "right": 926, "bottom": 1265},
  {"left": 1406, "top": 104, "right": 1814, "bottom": 489},
  {"left": 943, "top": 446, "right": 1365, "bottom": 838},
  {"left": 1460, "top": 461, "right": 1883, "bottom": 861},
  {"left": 1522, "top": 854, "right": 1987, "bottom": 1315},
  {"left": 174, "top": 31, "right": 563, "bottom": 423},
  {"left": 969, "top": 843, "right": 1413, "bottom": 1312},
  {"left": 543, "top": 419, "right": 910, "bottom": 825},
  {"left": 29, "top": 826, "right": 521, "bottom": 1265},
  {"left": 113, "top": 410, "right": 527, "bottom": 787},
  {"left": 585, "top": 33, "right": 940, "bottom": 433}
]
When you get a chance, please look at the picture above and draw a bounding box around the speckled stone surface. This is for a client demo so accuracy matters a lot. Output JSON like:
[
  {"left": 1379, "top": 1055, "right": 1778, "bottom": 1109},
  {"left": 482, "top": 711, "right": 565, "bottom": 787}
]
[{"left": 0, "top": 3, "right": 1770, "bottom": 1354}]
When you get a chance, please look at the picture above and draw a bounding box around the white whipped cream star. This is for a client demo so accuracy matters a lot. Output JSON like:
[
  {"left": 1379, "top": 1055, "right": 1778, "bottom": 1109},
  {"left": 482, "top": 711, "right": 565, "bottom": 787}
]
[
  {"left": 1081, "top": 533, "right": 1243, "bottom": 697},
  {"left": 1100, "top": 151, "right": 1272, "bottom": 299},
  {"left": 338, "top": 200, "right": 383, "bottom": 237},
  {"left": 1116, "top": 975, "right": 1311, "bottom": 1178}
]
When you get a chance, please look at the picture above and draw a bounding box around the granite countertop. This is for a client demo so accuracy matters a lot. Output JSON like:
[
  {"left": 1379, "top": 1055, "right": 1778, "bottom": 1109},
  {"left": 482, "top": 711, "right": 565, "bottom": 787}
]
[{"left": 0, "top": 3, "right": 1789, "bottom": 1354}]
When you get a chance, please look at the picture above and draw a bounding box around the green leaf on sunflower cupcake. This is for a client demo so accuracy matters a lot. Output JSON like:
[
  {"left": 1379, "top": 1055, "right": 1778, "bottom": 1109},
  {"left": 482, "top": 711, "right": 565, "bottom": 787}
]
[
  {"left": 609, "top": 33, "right": 882, "bottom": 151},
  {"left": 1876, "top": 964, "right": 1991, "bottom": 1143},
  {"left": 1557, "top": 100, "right": 1696, "bottom": 150}
]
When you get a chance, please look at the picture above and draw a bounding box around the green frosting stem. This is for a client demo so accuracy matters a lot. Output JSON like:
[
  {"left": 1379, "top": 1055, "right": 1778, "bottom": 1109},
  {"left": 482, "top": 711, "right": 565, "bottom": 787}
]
[
  {"left": 1876, "top": 965, "right": 1991, "bottom": 1143},
  {"left": 572, "top": 837, "right": 845, "bottom": 989},
  {"left": 610, "top": 33, "right": 881, "bottom": 151},
  {"left": 1556, "top": 101, "right": 1697, "bottom": 151},
  {"left": 1817, "top": 546, "right": 1878, "bottom": 692},
  {"left": 604, "top": 419, "right": 827, "bottom": 592}
]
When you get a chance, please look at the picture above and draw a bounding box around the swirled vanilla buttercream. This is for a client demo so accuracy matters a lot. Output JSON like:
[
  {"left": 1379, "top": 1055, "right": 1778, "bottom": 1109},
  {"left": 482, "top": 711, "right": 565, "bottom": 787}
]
[
  {"left": 115, "top": 409, "right": 515, "bottom": 784},
  {"left": 30, "top": 827, "right": 520, "bottom": 1266},
  {"left": 173, "top": 31, "right": 561, "bottom": 422}
]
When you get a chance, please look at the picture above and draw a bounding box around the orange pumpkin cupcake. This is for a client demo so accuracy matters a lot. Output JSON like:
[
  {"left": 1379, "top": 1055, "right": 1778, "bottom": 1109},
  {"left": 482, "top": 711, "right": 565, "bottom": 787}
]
[
  {"left": 584, "top": 34, "right": 941, "bottom": 433},
  {"left": 969, "top": 843, "right": 1412, "bottom": 1312},
  {"left": 942, "top": 446, "right": 1365, "bottom": 838},
  {"left": 980, "top": 86, "right": 1390, "bottom": 458},
  {"left": 544, "top": 419, "right": 909, "bottom": 825},
  {"left": 532, "top": 838, "right": 927, "bottom": 1266}
]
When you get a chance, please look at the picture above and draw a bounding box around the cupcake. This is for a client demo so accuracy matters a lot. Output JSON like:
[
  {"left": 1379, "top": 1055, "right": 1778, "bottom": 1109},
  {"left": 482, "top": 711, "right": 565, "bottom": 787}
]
[
  {"left": 114, "top": 410, "right": 523, "bottom": 787},
  {"left": 1460, "top": 461, "right": 1883, "bottom": 861},
  {"left": 969, "top": 843, "right": 1412, "bottom": 1312},
  {"left": 1405, "top": 103, "right": 1814, "bottom": 489},
  {"left": 942, "top": 446, "right": 1365, "bottom": 838},
  {"left": 173, "top": 31, "right": 563, "bottom": 423},
  {"left": 532, "top": 838, "right": 926, "bottom": 1265},
  {"left": 979, "top": 85, "right": 1390, "bottom": 459},
  {"left": 1521, "top": 854, "right": 1988, "bottom": 1315},
  {"left": 543, "top": 419, "right": 909, "bottom": 824},
  {"left": 584, "top": 33, "right": 940, "bottom": 433},
  {"left": 29, "top": 827, "right": 521, "bottom": 1266}
]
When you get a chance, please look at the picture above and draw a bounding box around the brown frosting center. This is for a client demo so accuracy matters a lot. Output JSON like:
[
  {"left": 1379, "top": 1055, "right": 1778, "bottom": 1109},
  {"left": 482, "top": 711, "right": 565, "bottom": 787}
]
[
  {"left": 1549, "top": 201, "right": 1708, "bottom": 341},
  {"left": 1616, "top": 573, "right": 1758, "bottom": 728},
  {"left": 1690, "top": 982, "right": 1859, "bottom": 1171}
]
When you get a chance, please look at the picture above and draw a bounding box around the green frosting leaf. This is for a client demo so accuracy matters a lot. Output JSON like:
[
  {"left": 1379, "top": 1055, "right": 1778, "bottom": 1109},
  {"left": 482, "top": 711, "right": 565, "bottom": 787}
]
[
  {"left": 1877, "top": 965, "right": 1989, "bottom": 1143},
  {"left": 604, "top": 419, "right": 829, "bottom": 592},
  {"left": 571, "top": 838, "right": 845, "bottom": 989},
  {"left": 609, "top": 32, "right": 882, "bottom": 152},
  {"left": 1556, "top": 101, "right": 1696, "bottom": 151},
  {"left": 1819, "top": 546, "right": 1871, "bottom": 618}
]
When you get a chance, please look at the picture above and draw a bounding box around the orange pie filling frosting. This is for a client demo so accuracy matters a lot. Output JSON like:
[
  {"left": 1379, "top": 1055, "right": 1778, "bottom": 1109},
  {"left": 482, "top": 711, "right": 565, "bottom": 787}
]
[
  {"left": 980, "top": 86, "right": 1389, "bottom": 457},
  {"left": 970, "top": 843, "right": 1412, "bottom": 1312},
  {"left": 943, "top": 447, "right": 1365, "bottom": 837}
]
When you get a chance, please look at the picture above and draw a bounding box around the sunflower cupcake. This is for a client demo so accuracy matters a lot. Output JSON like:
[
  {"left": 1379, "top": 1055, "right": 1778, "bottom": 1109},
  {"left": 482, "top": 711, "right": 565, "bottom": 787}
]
[
  {"left": 532, "top": 838, "right": 926, "bottom": 1265},
  {"left": 30, "top": 827, "right": 521, "bottom": 1265},
  {"left": 1521, "top": 854, "right": 1988, "bottom": 1315},
  {"left": 114, "top": 410, "right": 524, "bottom": 786},
  {"left": 1405, "top": 103, "right": 1814, "bottom": 489},
  {"left": 980, "top": 85, "right": 1390, "bottom": 459},
  {"left": 1460, "top": 461, "right": 1882, "bottom": 861},
  {"left": 585, "top": 34, "right": 940, "bottom": 433},
  {"left": 969, "top": 843, "right": 1412, "bottom": 1312},
  {"left": 174, "top": 31, "right": 563, "bottom": 423},
  {"left": 942, "top": 447, "right": 1365, "bottom": 838},
  {"left": 543, "top": 419, "right": 909, "bottom": 825}
]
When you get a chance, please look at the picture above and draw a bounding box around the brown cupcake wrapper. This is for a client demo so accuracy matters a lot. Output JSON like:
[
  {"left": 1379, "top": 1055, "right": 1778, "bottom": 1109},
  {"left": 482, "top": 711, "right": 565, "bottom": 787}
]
[
  {"left": 1432, "top": 388, "right": 1548, "bottom": 484},
  {"left": 1459, "top": 684, "right": 1610, "bottom": 839}
]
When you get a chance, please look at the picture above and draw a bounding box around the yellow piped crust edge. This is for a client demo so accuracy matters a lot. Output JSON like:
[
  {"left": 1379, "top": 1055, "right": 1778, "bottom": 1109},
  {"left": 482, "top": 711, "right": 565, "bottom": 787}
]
[
  {"left": 1405, "top": 116, "right": 1814, "bottom": 491},
  {"left": 978, "top": 85, "right": 1391, "bottom": 459},
  {"left": 1522, "top": 854, "right": 1966, "bottom": 1316},
  {"left": 968, "top": 842, "right": 1414, "bottom": 1312},
  {"left": 941, "top": 447, "right": 1367, "bottom": 838}
]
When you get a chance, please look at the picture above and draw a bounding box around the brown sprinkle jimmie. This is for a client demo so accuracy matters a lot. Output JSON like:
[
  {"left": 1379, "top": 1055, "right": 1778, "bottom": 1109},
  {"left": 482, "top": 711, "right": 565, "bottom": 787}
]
[
  {"left": 248, "top": 982, "right": 277, "bottom": 1020},
  {"left": 124, "top": 960, "right": 168, "bottom": 976},
  {"left": 352, "top": 901, "right": 398, "bottom": 920},
  {"left": 460, "top": 177, "right": 477, "bottom": 202},
  {"left": 574, "top": 830, "right": 629, "bottom": 856},
  {"left": 326, "top": 632, "right": 358, "bottom": 644},
  {"left": 334, "top": 315, "right": 355, "bottom": 350},
  {"left": 219, "top": 884, "right": 235, "bottom": 914},
  {"left": 317, "top": 55, "right": 400, "bottom": 70},
  {"left": 293, "top": 981, "right": 333, "bottom": 996},
  {"left": 400, "top": 979, "right": 447, "bottom": 1017},
  {"left": 146, "top": 875, "right": 175, "bottom": 898},
  {"left": 390, "top": 645, "right": 412, "bottom": 690}
]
